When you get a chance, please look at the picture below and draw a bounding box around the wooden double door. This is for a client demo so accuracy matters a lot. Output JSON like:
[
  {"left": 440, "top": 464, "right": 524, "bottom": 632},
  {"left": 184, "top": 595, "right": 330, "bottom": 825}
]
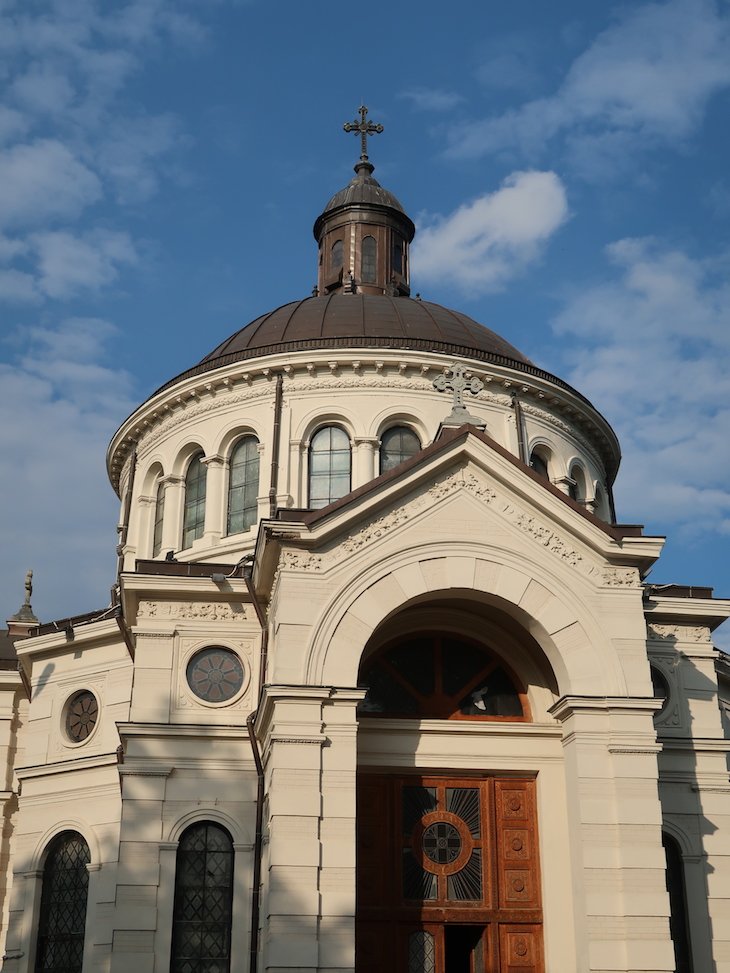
[{"left": 356, "top": 775, "right": 544, "bottom": 973}]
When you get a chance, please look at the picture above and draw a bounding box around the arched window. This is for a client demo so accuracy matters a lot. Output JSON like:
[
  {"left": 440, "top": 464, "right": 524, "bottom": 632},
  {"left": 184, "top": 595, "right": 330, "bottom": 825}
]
[
  {"left": 359, "top": 634, "right": 527, "bottom": 721},
  {"left": 331, "top": 239, "right": 343, "bottom": 274},
  {"left": 361, "top": 235, "right": 376, "bottom": 283},
  {"left": 392, "top": 235, "right": 404, "bottom": 276},
  {"left": 309, "top": 426, "right": 351, "bottom": 509},
  {"left": 380, "top": 426, "right": 421, "bottom": 474},
  {"left": 152, "top": 479, "right": 166, "bottom": 556},
  {"left": 663, "top": 833, "right": 693, "bottom": 972},
  {"left": 529, "top": 450, "right": 549, "bottom": 480},
  {"left": 227, "top": 436, "right": 260, "bottom": 534},
  {"left": 170, "top": 822, "right": 234, "bottom": 973},
  {"left": 182, "top": 453, "right": 206, "bottom": 550},
  {"left": 35, "top": 831, "right": 90, "bottom": 973}
]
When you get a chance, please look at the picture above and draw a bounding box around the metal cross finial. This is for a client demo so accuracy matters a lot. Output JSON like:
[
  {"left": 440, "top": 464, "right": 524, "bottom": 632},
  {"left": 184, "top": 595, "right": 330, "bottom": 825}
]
[{"left": 343, "top": 105, "right": 383, "bottom": 162}]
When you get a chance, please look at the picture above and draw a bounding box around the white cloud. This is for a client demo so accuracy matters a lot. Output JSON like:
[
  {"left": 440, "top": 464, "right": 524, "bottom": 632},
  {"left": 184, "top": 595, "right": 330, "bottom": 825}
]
[
  {"left": 400, "top": 87, "right": 463, "bottom": 112},
  {"left": 0, "top": 317, "right": 135, "bottom": 624},
  {"left": 448, "top": 0, "right": 730, "bottom": 177},
  {"left": 552, "top": 237, "right": 730, "bottom": 535},
  {"left": 0, "top": 139, "right": 101, "bottom": 230},
  {"left": 29, "top": 229, "right": 138, "bottom": 298},
  {"left": 411, "top": 170, "right": 568, "bottom": 295}
]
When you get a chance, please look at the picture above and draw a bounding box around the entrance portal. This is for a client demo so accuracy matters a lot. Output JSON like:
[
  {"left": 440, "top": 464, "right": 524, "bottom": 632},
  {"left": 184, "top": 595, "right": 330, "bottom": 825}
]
[{"left": 356, "top": 775, "right": 544, "bottom": 972}]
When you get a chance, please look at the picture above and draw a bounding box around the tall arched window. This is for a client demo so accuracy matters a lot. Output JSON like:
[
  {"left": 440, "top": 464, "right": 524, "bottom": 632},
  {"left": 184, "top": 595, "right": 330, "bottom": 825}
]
[
  {"left": 182, "top": 452, "right": 206, "bottom": 550},
  {"left": 170, "top": 822, "right": 234, "bottom": 973},
  {"left": 35, "top": 831, "right": 90, "bottom": 973},
  {"left": 392, "top": 235, "right": 404, "bottom": 275},
  {"left": 227, "top": 436, "right": 260, "bottom": 534},
  {"left": 380, "top": 426, "right": 421, "bottom": 474},
  {"left": 361, "top": 235, "right": 376, "bottom": 283},
  {"left": 152, "top": 479, "right": 166, "bottom": 556},
  {"left": 331, "top": 239, "right": 343, "bottom": 274},
  {"left": 663, "top": 833, "right": 693, "bottom": 973},
  {"left": 309, "top": 426, "right": 351, "bottom": 509}
]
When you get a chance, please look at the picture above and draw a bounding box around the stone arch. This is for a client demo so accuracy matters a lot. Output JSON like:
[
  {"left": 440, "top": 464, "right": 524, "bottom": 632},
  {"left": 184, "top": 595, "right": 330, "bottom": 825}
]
[
  {"left": 295, "top": 406, "right": 359, "bottom": 445},
  {"left": 171, "top": 440, "right": 207, "bottom": 477},
  {"left": 30, "top": 819, "right": 100, "bottom": 871},
  {"left": 165, "top": 807, "right": 250, "bottom": 846},
  {"left": 216, "top": 420, "right": 262, "bottom": 460},
  {"left": 370, "top": 407, "right": 429, "bottom": 447},
  {"left": 305, "top": 543, "right": 626, "bottom": 697}
]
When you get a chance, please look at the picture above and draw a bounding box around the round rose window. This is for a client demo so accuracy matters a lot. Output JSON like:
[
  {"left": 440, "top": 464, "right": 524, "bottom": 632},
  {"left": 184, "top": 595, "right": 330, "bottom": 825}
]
[
  {"left": 422, "top": 822, "right": 462, "bottom": 864},
  {"left": 65, "top": 690, "right": 99, "bottom": 743},
  {"left": 186, "top": 647, "right": 244, "bottom": 703}
]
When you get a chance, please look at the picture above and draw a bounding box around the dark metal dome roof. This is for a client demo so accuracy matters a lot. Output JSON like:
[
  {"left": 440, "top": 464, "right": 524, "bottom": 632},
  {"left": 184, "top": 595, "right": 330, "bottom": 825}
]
[
  {"left": 322, "top": 169, "right": 407, "bottom": 215},
  {"left": 200, "top": 294, "right": 533, "bottom": 369}
]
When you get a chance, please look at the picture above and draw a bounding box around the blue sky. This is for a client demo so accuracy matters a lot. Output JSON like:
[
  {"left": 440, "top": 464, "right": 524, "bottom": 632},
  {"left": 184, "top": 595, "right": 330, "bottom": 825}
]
[{"left": 1, "top": 0, "right": 729, "bottom": 647}]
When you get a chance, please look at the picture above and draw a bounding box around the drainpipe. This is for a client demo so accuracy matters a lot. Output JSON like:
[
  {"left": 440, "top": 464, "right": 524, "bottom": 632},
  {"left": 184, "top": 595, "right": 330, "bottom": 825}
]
[
  {"left": 511, "top": 393, "right": 528, "bottom": 465},
  {"left": 268, "top": 373, "right": 284, "bottom": 518},
  {"left": 245, "top": 564, "right": 268, "bottom": 973}
]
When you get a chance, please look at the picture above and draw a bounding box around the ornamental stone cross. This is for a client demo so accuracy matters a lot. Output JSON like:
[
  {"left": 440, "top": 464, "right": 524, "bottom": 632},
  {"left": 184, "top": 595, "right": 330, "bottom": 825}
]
[
  {"left": 343, "top": 105, "right": 383, "bottom": 162},
  {"left": 433, "top": 362, "right": 486, "bottom": 430}
]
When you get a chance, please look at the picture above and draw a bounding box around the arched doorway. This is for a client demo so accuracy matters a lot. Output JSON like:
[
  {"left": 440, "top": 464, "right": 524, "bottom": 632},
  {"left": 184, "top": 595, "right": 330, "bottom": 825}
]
[{"left": 355, "top": 624, "right": 547, "bottom": 973}]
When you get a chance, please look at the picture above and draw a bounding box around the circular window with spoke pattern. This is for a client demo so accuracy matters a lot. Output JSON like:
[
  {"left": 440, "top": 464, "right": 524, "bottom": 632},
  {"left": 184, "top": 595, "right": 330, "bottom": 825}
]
[
  {"left": 65, "top": 690, "right": 99, "bottom": 743},
  {"left": 186, "top": 646, "right": 245, "bottom": 704}
]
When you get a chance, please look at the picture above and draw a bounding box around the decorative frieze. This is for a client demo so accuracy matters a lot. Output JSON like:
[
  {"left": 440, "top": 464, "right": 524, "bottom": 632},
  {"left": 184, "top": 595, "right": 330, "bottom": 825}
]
[
  {"left": 137, "top": 600, "right": 249, "bottom": 621},
  {"left": 647, "top": 624, "right": 710, "bottom": 643},
  {"left": 601, "top": 567, "right": 642, "bottom": 587}
]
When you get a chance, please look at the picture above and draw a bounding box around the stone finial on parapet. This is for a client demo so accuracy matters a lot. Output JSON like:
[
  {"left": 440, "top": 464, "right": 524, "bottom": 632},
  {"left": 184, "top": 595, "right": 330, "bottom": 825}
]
[{"left": 7, "top": 569, "right": 39, "bottom": 638}]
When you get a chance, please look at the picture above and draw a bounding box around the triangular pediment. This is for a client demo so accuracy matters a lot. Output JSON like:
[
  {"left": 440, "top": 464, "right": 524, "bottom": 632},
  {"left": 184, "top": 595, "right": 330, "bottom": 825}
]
[{"left": 259, "top": 427, "right": 662, "bottom": 589}]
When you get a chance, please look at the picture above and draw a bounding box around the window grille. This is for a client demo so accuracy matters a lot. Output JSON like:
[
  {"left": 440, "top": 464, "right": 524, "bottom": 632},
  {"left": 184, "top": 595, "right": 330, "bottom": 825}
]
[
  {"left": 379, "top": 426, "right": 421, "bottom": 474},
  {"left": 170, "top": 823, "right": 234, "bottom": 973},
  {"left": 227, "top": 436, "right": 259, "bottom": 534},
  {"left": 182, "top": 453, "right": 206, "bottom": 549},
  {"left": 35, "top": 832, "right": 90, "bottom": 973},
  {"left": 308, "top": 426, "right": 351, "bottom": 509}
]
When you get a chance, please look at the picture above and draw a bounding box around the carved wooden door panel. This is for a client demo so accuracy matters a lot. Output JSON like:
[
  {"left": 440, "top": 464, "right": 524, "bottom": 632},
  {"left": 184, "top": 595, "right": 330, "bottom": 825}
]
[{"left": 356, "top": 775, "right": 543, "bottom": 973}]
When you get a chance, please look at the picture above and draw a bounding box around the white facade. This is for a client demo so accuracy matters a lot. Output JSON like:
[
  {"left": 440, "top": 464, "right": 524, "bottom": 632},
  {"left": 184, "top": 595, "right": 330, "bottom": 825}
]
[{"left": 2, "top": 157, "right": 730, "bottom": 973}]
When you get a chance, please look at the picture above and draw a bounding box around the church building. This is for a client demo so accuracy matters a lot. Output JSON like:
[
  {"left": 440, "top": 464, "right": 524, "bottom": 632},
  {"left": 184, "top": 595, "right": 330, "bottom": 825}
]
[{"left": 1, "top": 108, "right": 729, "bottom": 973}]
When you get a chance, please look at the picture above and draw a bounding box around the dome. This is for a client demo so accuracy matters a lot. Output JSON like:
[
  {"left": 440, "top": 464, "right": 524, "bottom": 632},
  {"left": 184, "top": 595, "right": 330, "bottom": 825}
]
[
  {"left": 321, "top": 168, "right": 407, "bottom": 217},
  {"left": 197, "top": 294, "right": 533, "bottom": 372}
]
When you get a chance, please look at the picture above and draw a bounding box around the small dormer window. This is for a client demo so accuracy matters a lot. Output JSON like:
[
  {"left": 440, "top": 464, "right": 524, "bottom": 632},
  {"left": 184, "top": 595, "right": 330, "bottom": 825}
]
[
  {"left": 362, "top": 235, "right": 376, "bottom": 283},
  {"left": 331, "top": 239, "right": 343, "bottom": 274}
]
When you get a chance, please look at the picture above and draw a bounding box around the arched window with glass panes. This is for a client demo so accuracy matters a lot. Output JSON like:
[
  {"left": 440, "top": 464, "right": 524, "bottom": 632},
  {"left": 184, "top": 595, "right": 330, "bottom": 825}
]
[
  {"left": 663, "top": 833, "right": 694, "bottom": 973},
  {"left": 182, "top": 452, "right": 206, "bottom": 550},
  {"left": 227, "top": 435, "right": 259, "bottom": 534},
  {"left": 35, "top": 831, "right": 90, "bottom": 973},
  {"left": 308, "top": 426, "right": 351, "bottom": 509},
  {"left": 170, "top": 822, "right": 234, "bottom": 973},
  {"left": 359, "top": 633, "right": 528, "bottom": 721},
  {"left": 379, "top": 426, "right": 421, "bottom": 474},
  {"left": 331, "top": 239, "right": 343, "bottom": 275},
  {"left": 152, "top": 478, "right": 166, "bottom": 556}
]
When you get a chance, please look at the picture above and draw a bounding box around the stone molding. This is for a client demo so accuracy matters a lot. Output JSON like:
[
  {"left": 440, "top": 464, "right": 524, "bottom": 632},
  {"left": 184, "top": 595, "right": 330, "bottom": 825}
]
[{"left": 601, "top": 567, "right": 642, "bottom": 587}]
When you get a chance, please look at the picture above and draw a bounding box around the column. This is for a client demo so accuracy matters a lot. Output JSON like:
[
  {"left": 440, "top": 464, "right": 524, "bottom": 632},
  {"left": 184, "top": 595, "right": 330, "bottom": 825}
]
[
  {"left": 201, "top": 454, "right": 225, "bottom": 546},
  {"left": 159, "top": 474, "right": 184, "bottom": 555},
  {"left": 352, "top": 437, "right": 378, "bottom": 488}
]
